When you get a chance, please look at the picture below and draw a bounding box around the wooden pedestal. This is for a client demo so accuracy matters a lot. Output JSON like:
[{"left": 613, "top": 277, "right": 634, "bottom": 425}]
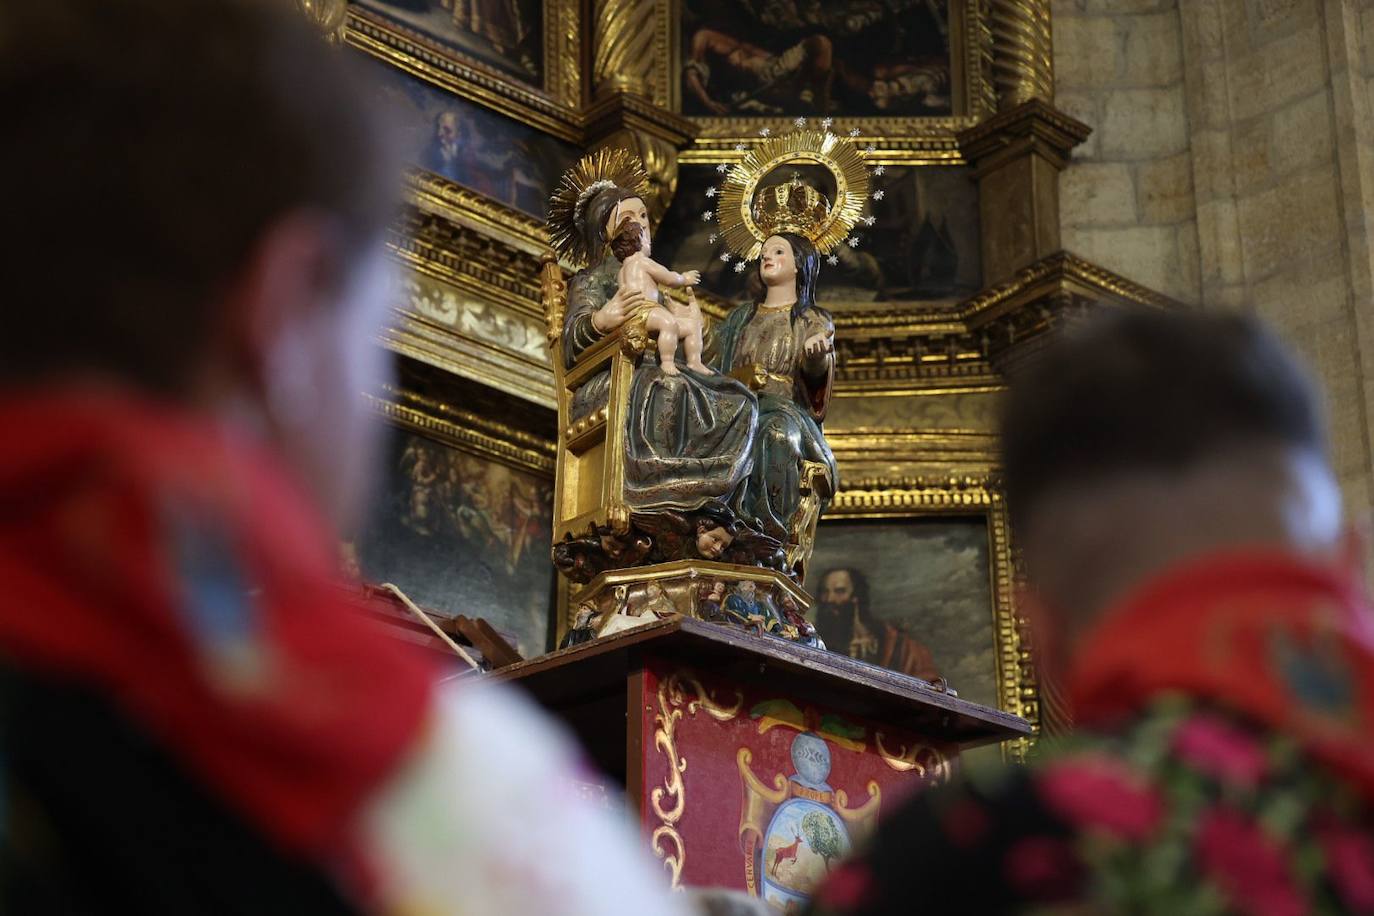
[{"left": 494, "top": 618, "right": 1030, "bottom": 909}]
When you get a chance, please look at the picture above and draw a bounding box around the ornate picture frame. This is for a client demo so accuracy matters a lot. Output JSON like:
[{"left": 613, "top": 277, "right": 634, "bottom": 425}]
[
  {"left": 352, "top": 386, "right": 560, "bottom": 660},
  {"left": 672, "top": 0, "right": 994, "bottom": 162},
  {"left": 347, "top": 0, "right": 583, "bottom": 142},
  {"left": 815, "top": 474, "right": 1037, "bottom": 758}
]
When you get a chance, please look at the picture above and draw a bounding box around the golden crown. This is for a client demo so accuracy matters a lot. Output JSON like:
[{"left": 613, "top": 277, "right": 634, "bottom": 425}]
[
  {"left": 753, "top": 178, "right": 831, "bottom": 240},
  {"left": 717, "top": 128, "right": 870, "bottom": 260}
]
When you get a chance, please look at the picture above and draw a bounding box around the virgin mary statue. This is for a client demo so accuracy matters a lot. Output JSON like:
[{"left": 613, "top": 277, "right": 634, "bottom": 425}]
[{"left": 545, "top": 134, "right": 865, "bottom": 564}]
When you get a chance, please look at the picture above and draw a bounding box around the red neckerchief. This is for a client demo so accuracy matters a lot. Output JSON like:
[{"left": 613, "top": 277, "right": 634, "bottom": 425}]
[
  {"left": 1068, "top": 549, "right": 1374, "bottom": 801},
  {"left": 0, "top": 388, "right": 434, "bottom": 884}
]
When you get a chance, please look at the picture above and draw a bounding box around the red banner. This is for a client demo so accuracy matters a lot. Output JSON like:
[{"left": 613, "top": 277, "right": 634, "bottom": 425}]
[{"left": 635, "top": 657, "right": 957, "bottom": 910}]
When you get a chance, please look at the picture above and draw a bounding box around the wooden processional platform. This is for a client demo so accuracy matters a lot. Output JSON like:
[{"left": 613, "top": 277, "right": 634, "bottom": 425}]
[{"left": 493, "top": 617, "right": 1030, "bottom": 908}]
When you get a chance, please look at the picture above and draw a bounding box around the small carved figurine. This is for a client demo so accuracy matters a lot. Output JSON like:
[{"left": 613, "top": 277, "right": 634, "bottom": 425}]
[
  {"left": 724, "top": 580, "right": 782, "bottom": 636},
  {"left": 608, "top": 216, "right": 707, "bottom": 376},
  {"left": 697, "top": 580, "right": 728, "bottom": 622},
  {"left": 638, "top": 582, "right": 679, "bottom": 619},
  {"left": 558, "top": 601, "right": 601, "bottom": 649},
  {"left": 777, "top": 595, "right": 822, "bottom": 648}
]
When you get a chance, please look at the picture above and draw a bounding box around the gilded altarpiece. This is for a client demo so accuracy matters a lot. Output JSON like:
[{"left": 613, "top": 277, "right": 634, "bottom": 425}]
[{"left": 339, "top": 0, "right": 1185, "bottom": 775}]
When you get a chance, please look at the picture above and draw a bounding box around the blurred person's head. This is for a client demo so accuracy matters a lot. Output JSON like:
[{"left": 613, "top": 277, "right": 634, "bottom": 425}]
[
  {"left": 0, "top": 0, "right": 400, "bottom": 527},
  {"left": 1001, "top": 309, "right": 1344, "bottom": 663}
]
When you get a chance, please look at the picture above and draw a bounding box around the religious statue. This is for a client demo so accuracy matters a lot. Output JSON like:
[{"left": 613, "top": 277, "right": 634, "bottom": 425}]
[
  {"left": 544, "top": 130, "right": 871, "bottom": 643},
  {"left": 607, "top": 216, "right": 707, "bottom": 376}
]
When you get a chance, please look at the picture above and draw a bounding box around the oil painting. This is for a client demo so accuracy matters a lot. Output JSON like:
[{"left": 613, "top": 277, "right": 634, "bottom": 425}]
[
  {"left": 679, "top": 0, "right": 953, "bottom": 118},
  {"left": 653, "top": 163, "right": 981, "bottom": 308},
  {"left": 353, "top": 428, "right": 556, "bottom": 659},
  {"left": 366, "top": 59, "right": 578, "bottom": 217},
  {"left": 802, "top": 517, "right": 996, "bottom": 710},
  {"left": 354, "top": 0, "right": 544, "bottom": 85}
]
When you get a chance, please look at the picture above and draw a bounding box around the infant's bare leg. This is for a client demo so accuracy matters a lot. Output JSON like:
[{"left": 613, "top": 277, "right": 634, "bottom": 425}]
[
  {"left": 646, "top": 307, "right": 681, "bottom": 375},
  {"left": 680, "top": 316, "right": 711, "bottom": 373}
]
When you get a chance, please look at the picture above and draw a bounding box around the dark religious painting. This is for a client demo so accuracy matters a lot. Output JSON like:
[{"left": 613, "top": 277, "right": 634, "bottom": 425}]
[
  {"left": 654, "top": 163, "right": 980, "bottom": 307},
  {"left": 352, "top": 429, "right": 556, "bottom": 659},
  {"left": 365, "top": 59, "right": 578, "bottom": 218},
  {"left": 353, "top": 0, "right": 543, "bottom": 85},
  {"left": 679, "top": 0, "right": 953, "bottom": 117},
  {"left": 802, "top": 518, "right": 997, "bottom": 710}
]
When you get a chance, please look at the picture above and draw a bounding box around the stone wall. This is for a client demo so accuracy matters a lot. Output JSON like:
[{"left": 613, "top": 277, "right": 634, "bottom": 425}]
[
  {"left": 1053, "top": 0, "right": 1200, "bottom": 302},
  {"left": 1055, "top": 0, "right": 1374, "bottom": 535}
]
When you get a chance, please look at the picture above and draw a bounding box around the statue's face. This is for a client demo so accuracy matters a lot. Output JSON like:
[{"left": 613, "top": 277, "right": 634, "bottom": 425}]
[
  {"left": 696, "top": 524, "right": 734, "bottom": 559},
  {"left": 819, "top": 570, "right": 855, "bottom": 607},
  {"left": 606, "top": 196, "right": 650, "bottom": 250},
  {"left": 760, "top": 235, "right": 796, "bottom": 288}
]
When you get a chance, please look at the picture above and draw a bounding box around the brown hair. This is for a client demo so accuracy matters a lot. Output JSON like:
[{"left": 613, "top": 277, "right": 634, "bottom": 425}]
[
  {"left": 609, "top": 216, "right": 644, "bottom": 262},
  {"left": 1000, "top": 309, "right": 1327, "bottom": 531},
  {"left": 0, "top": 0, "right": 398, "bottom": 394}
]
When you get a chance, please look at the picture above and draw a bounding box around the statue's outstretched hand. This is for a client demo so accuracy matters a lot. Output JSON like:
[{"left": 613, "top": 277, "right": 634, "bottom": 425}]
[
  {"left": 681, "top": 270, "right": 701, "bottom": 287},
  {"left": 591, "top": 287, "right": 644, "bottom": 333},
  {"left": 803, "top": 331, "right": 835, "bottom": 358}
]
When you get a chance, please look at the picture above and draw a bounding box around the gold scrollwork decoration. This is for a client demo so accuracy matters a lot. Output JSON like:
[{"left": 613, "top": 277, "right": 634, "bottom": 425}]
[
  {"left": 875, "top": 733, "right": 953, "bottom": 784},
  {"left": 650, "top": 669, "right": 744, "bottom": 888},
  {"left": 650, "top": 825, "right": 685, "bottom": 888}
]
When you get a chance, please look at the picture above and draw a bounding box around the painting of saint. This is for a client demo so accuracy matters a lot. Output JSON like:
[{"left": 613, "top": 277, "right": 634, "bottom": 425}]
[
  {"left": 353, "top": 430, "right": 556, "bottom": 659},
  {"left": 365, "top": 59, "right": 579, "bottom": 217},
  {"left": 679, "top": 0, "right": 953, "bottom": 117},
  {"left": 354, "top": 0, "right": 544, "bottom": 85},
  {"left": 652, "top": 164, "right": 981, "bottom": 308},
  {"left": 803, "top": 518, "right": 997, "bottom": 710}
]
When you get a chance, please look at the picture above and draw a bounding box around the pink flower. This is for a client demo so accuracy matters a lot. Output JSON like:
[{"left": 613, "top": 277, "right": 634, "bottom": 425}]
[
  {"left": 814, "top": 862, "right": 874, "bottom": 910},
  {"left": 1003, "top": 836, "right": 1084, "bottom": 900},
  {"left": 1172, "top": 714, "right": 1268, "bottom": 788},
  {"left": 1036, "top": 755, "right": 1164, "bottom": 840},
  {"left": 1318, "top": 823, "right": 1374, "bottom": 911},
  {"left": 1196, "top": 806, "right": 1306, "bottom": 916}
]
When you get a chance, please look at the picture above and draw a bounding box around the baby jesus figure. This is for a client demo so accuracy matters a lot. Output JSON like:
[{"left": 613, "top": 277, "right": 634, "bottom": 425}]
[{"left": 609, "top": 216, "right": 708, "bottom": 376}]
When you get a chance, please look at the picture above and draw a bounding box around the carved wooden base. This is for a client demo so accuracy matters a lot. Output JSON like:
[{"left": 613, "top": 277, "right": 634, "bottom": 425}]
[{"left": 563, "top": 560, "right": 819, "bottom": 647}]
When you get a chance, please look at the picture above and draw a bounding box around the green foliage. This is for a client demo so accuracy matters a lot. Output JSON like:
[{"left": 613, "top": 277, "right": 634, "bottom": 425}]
[{"left": 801, "top": 810, "right": 843, "bottom": 868}]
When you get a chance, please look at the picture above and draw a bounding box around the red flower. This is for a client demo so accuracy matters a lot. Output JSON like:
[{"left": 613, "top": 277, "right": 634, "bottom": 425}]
[
  {"left": 1172, "top": 713, "right": 1268, "bottom": 788},
  {"left": 1003, "top": 835, "right": 1084, "bottom": 900},
  {"left": 1318, "top": 823, "right": 1374, "bottom": 911},
  {"left": 814, "top": 862, "right": 874, "bottom": 910},
  {"left": 1196, "top": 806, "right": 1306, "bottom": 916},
  {"left": 1036, "top": 755, "right": 1164, "bottom": 840}
]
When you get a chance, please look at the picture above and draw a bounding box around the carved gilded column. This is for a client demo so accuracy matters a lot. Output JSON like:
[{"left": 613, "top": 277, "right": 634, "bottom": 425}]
[
  {"left": 591, "top": 0, "right": 670, "bottom": 106},
  {"left": 293, "top": 0, "right": 348, "bottom": 42},
  {"left": 584, "top": 0, "right": 694, "bottom": 226},
  {"left": 989, "top": 0, "right": 1054, "bottom": 108}
]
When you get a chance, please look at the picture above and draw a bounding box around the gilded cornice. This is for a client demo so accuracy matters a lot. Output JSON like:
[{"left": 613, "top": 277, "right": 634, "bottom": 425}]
[
  {"left": 368, "top": 385, "right": 557, "bottom": 475},
  {"left": 346, "top": 7, "right": 583, "bottom": 143},
  {"left": 388, "top": 173, "right": 1181, "bottom": 398},
  {"left": 957, "top": 99, "right": 1092, "bottom": 173}
]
